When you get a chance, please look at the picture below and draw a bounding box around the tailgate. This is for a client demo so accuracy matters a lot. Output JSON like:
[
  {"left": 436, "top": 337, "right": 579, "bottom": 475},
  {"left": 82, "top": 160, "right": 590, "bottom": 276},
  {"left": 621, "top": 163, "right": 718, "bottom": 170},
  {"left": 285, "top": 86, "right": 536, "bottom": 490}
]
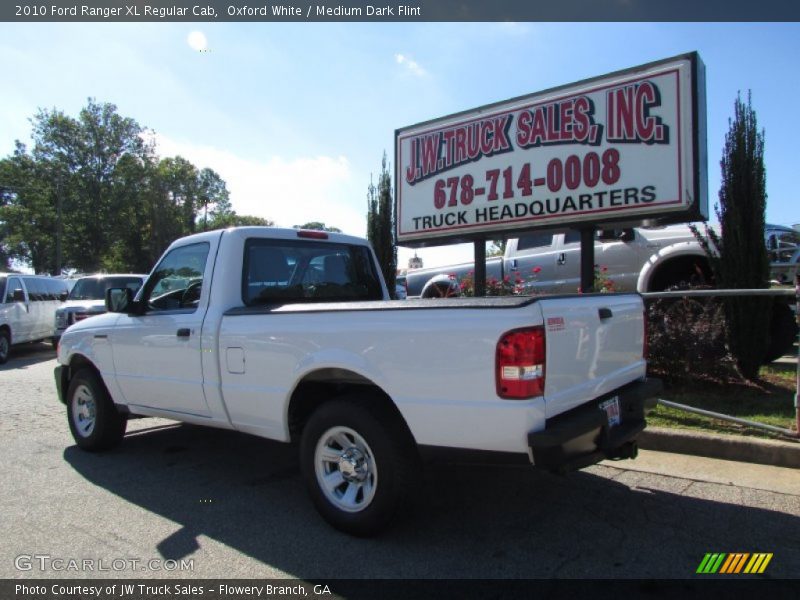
[{"left": 538, "top": 294, "right": 646, "bottom": 418}]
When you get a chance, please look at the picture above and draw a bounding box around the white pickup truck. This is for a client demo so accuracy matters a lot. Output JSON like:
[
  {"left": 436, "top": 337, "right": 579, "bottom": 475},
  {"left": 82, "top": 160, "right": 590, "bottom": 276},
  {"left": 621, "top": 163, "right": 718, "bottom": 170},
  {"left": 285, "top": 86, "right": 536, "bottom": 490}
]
[{"left": 55, "top": 227, "right": 660, "bottom": 535}]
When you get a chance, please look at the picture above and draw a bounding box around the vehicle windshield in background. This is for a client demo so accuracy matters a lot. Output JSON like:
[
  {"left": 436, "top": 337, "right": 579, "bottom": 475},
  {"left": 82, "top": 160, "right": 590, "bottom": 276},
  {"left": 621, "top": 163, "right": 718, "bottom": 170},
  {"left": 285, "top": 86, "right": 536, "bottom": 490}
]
[
  {"left": 243, "top": 239, "right": 384, "bottom": 305},
  {"left": 68, "top": 276, "right": 143, "bottom": 301}
]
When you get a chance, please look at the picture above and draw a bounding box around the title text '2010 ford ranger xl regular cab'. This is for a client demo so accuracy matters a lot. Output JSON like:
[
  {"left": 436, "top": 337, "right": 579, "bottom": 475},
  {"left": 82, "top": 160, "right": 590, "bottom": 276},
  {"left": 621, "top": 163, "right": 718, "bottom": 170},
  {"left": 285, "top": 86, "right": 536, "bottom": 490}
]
[{"left": 55, "top": 227, "right": 660, "bottom": 535}]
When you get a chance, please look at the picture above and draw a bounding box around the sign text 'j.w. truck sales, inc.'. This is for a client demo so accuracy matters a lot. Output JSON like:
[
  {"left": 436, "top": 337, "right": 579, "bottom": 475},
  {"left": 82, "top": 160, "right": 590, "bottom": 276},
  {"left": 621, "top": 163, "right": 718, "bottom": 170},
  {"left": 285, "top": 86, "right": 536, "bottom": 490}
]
[{"left": 395, "top": 53, "right": 707, "bottom": 246}]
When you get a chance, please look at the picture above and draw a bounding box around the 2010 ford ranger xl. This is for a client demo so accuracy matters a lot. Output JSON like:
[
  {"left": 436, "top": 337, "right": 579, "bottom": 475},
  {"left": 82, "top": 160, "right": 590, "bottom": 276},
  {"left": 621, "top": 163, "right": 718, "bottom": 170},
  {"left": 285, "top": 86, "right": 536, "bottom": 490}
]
[{"left": 55, "top": 227, "right": 660, "bottom": 535}]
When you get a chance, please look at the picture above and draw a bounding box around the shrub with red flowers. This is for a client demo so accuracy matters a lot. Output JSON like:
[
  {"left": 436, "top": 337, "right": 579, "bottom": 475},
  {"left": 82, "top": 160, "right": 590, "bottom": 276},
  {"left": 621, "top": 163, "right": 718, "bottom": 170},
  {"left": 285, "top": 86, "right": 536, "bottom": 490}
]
[
  {"left": 577, "top": 265, "right": 617, "bottom": 293},
  {"left": 453, "top": 266, "right": 542, "bottom": 297},
  {"left": 595, "top": 265, "right": 616, "bottom": 293}
]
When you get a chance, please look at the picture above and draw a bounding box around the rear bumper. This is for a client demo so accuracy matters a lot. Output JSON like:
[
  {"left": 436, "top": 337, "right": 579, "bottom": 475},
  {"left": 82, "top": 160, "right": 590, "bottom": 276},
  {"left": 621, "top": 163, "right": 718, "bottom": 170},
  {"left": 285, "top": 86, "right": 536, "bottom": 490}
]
[{"left": 528, "top": 378, "right": 662, "bottom": 473}]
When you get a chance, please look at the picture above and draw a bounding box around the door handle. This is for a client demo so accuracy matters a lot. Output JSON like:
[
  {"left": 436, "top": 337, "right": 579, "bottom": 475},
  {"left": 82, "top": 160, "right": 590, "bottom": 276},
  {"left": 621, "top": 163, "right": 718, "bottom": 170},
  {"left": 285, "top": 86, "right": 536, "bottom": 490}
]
[
  {"left": 177, "top": 328, "right": 191, "bottom": 338},
  {"left": 557, "top": 253, "right": 566, "bottom": 266},
  {"left": 598, "top": 308, "right": 613, "bottom": 320}
]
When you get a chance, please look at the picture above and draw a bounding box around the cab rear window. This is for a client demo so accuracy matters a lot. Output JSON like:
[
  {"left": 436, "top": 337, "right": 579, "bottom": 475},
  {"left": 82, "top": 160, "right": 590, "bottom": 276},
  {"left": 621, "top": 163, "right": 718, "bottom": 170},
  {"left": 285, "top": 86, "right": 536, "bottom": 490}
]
[{"left": 242, "top": 239, "right": 383, "bottom": 306}]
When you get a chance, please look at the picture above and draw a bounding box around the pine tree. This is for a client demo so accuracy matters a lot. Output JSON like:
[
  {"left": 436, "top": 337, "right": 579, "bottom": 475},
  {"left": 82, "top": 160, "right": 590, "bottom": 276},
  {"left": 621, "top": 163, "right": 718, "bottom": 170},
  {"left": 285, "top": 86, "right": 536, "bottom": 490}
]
[
  {"left": 367, "top": 152, "right": 397, "bottom": 296},
  {"left": 702, "top": 92, "right": 770, "bottom": 379}
]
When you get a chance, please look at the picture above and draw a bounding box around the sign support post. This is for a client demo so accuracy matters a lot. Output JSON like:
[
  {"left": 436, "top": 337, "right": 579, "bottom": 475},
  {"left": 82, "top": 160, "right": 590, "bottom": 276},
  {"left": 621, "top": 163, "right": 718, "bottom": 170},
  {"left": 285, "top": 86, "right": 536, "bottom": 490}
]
[
  {"left": 580, "top": 228, "right": 596, "bottom": 293},
  {"left": 474, "top": 239, "right": 486, "bottom": 297}
]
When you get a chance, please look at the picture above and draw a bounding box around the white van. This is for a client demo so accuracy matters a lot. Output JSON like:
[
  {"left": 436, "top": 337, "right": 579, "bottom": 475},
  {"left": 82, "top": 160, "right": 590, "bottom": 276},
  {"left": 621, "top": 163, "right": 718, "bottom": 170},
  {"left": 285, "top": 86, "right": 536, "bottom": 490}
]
[{"left": 0, "top": 274, "right": 70, "bottom": 364}]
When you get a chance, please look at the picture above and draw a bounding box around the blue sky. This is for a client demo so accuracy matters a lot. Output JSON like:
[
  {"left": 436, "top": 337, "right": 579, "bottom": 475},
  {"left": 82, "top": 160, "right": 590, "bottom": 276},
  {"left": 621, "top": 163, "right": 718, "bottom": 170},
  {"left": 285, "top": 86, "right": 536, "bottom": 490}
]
[{"left": 2, "top": 22, "right": 798, "bottom": 267}]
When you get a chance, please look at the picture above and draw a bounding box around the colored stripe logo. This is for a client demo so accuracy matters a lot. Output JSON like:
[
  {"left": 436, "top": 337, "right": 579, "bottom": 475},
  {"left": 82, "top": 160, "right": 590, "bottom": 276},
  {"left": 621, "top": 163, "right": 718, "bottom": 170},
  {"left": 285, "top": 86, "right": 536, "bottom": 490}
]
[{"left": 697, "top": 553, "right": 773, "bottom": 574}]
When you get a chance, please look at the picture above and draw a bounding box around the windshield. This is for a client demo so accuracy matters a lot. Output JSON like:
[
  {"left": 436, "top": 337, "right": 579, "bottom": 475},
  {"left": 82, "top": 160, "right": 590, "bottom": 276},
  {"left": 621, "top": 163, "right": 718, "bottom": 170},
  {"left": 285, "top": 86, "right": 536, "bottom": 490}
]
[{"left": 68, "top": 276, "right": 143, "bottom": 301}]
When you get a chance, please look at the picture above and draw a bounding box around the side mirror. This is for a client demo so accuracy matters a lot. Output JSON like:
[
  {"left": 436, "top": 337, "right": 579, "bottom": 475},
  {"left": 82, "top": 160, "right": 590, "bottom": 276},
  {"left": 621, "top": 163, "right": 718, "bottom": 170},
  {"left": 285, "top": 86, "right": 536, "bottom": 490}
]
[
  {"left": 619, "top": 229, "right": 635, "bottom": 243},
  {"left": 12, "top": 289, "right": 25, "bottom": 302},
  {"left": 58, "top": 291, "right": 69, "bottom": 302},
  {"left": 106, "top": 287, "right": 136, "bottom": 314}
]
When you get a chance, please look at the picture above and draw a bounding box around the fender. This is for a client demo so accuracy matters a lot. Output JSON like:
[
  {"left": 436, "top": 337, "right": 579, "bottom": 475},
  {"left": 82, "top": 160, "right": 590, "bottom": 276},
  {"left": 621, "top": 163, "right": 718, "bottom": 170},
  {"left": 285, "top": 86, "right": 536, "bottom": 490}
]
[
  {"left": 59, "top": 331, "right": 127, "bottom": 409},
  {"left": 637, "top": 240, "right": 710, "bottom": 292}
]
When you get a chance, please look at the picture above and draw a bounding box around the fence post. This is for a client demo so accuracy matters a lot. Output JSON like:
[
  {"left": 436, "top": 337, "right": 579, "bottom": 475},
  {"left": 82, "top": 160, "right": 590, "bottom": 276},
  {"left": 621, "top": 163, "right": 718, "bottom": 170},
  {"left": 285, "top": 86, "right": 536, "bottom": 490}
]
[{"left": 796, "top": 274, "right": 799, "bottom": 436}]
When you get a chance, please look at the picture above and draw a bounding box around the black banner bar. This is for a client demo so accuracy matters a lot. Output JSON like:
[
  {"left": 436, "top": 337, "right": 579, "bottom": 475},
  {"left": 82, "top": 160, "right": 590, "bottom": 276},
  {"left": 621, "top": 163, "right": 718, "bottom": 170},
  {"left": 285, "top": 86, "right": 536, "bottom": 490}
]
[
  {"left": 3, "top": 579, "right": 799, "bottom": 600},
  {"left": 3, "top": 0, "right": 800, "bottom": 23}
]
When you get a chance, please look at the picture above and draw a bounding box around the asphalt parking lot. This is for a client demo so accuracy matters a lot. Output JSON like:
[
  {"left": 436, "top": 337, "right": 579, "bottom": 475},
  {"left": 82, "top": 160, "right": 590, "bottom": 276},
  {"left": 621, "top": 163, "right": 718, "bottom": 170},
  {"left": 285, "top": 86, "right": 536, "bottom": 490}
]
[{"left": 1, "top": 343, "right": 799, "bottom": 580}]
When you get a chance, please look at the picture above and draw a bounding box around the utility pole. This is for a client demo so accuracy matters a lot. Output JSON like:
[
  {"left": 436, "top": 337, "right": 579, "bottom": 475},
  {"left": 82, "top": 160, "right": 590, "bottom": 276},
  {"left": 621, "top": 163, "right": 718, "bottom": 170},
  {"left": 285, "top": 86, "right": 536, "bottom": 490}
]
[{"left": 55, "top": 175, "right": 63, "bottom": 276}]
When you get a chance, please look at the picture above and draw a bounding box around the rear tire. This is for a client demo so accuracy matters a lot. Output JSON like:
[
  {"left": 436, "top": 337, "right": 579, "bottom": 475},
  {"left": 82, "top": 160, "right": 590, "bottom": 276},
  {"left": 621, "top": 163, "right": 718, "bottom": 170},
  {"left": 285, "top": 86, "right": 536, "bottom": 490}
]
[
  {"left": 0, "top": 329, "right": 9, "bottom": 364},
  {"left": 66, "top": 368, "right": 127, "bottom": 451},
  {"left": 300, "top": 396, "right": 418, "bottom": 536}
]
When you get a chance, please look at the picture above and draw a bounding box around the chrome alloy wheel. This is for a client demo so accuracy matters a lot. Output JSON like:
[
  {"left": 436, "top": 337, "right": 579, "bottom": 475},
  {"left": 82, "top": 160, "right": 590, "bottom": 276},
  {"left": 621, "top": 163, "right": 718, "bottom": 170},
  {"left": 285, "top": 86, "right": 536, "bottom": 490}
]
[
  {"left": 314, "top": 426, "right": 378, "bottom": 513},
  {"left": 71, "top": 383, "right": 97, "bottom": 438}
]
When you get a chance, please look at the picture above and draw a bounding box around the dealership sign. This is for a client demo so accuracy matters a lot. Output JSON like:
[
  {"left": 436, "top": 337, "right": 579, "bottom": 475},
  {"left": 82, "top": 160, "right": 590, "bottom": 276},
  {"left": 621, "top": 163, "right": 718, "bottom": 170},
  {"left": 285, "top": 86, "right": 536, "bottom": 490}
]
[{"left": 395, "top": 53, "right": 707, "bottom": 245}]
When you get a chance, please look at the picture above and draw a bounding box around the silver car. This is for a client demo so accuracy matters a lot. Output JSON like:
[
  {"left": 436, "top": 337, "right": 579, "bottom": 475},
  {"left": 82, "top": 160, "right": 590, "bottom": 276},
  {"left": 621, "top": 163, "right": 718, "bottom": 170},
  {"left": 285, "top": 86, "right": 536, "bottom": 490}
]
[{"left": 54, "top": 274, "right": 145, "bottom": 340}]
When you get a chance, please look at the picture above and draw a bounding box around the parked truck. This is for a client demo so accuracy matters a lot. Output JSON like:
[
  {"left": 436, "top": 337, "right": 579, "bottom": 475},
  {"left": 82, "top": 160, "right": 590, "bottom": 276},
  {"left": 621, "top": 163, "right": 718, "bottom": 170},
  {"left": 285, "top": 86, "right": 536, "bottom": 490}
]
[
  {"left": 405, "top": 223, "right": 714, "bottom": 298},
  {"left": 55, "top": 227, "right": 660, "bottom": 535}
]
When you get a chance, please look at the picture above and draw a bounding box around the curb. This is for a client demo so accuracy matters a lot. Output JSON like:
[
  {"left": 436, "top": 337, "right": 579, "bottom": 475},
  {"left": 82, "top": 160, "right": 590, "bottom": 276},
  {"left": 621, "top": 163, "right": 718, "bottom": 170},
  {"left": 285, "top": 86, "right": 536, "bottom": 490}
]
[{"left": 638, "top": 427, "right": 800, "bottom": 469}]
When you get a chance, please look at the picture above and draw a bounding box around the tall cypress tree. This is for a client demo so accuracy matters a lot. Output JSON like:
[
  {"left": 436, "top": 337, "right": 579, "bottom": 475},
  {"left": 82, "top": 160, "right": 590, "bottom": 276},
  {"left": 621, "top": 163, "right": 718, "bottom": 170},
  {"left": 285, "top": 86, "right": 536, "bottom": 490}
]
[
  {"left": 715, "top": 92, "right": 770, "bottom": 379},
  {"left": 367, "top": 152, "right": 397, "bottom": 297}
]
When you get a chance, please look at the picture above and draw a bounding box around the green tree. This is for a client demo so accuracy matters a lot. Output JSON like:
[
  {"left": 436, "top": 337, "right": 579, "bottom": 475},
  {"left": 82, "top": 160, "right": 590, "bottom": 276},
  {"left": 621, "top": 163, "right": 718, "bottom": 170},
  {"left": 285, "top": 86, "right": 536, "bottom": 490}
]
[
  {"left": 693, "top": 92, "right": 770, "bottom": 380},
  {"left": 0, "top": 145, "right": 58, "bottom": 273},
  {"left": 487, "top": 240, "right": 506, "bottom": 257},
  {"left": 206, "top": 211, "right": 273, "bottom": 230},
  {"left": 32, "top": 99, "right": 152, "bottom": 272},
  {"left": 1, "top": 99, "right": 236, "bottom": 274},
  {"left": 198, "top": 168, "right": 230, "bottom": 231},
  {"left": 367, "top": 152, "right": 396, "bottom": 296},
  {"left": 293, "top": 221, "right": 342, "bottom": 232}
]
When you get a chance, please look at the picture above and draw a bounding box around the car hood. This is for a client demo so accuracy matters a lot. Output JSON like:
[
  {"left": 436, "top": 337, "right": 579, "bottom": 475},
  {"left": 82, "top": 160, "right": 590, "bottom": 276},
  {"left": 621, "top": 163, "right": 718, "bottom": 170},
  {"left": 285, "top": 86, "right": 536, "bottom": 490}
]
[{"left": 62, "top": 311, "right": 119, "bottom": 334}]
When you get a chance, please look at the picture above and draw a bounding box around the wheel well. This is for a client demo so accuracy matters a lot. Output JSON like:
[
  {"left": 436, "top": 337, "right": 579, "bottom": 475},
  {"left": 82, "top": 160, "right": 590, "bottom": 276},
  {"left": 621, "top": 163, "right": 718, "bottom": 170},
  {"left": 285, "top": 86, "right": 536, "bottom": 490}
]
[
  {"left": 647, "top": 255, "right": 713, "bottom": 292},
  {"left": 62, "top": 355, "right": 103, "bottom": 402},
  {"left": 287, "top": 369, "right": 412, "bottom": 443},
  {"left": 0, "top": 324, "right": 10, "bottom": 341}
]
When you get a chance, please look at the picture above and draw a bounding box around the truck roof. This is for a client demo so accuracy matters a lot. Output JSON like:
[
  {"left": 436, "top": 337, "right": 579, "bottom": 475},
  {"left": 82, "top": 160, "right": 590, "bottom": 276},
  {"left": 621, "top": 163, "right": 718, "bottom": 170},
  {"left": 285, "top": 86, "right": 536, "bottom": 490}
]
[{"left": 169, "top": 227, "right": 371, "bottom": 249}]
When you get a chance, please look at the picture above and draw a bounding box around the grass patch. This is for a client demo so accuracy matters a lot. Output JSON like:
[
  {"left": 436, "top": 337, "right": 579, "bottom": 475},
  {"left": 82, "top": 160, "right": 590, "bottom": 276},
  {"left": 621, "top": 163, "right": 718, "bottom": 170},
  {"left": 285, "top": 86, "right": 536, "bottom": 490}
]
[{"left": 648, "top": 361, "right": 798, "bottom": 440}]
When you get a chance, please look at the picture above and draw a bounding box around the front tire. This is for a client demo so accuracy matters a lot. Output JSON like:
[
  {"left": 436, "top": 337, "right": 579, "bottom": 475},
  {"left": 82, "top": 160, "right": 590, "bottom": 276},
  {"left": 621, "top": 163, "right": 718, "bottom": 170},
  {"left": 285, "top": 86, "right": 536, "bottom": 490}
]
[
  {"left": 300, "top": 397, "right": 418, "bottom": 536},
  {"left": 66, "top": 368, "right": 127, "bottom": 451},
  {"left": 0, "top": 329, "right": 9, "bottom": 364}
]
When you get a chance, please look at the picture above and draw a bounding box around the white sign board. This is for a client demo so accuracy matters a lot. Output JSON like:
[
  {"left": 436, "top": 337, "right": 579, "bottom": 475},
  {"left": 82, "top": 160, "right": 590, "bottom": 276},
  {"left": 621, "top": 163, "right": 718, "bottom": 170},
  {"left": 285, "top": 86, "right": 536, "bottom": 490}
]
[{"left": 395, "top": 53, "right": 707, "bottom": 246}]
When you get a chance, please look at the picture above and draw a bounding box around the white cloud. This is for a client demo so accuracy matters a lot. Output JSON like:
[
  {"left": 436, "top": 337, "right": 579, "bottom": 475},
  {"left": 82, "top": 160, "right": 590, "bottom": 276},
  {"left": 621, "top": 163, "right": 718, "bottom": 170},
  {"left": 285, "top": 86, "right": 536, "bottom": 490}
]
[
  {"left": 394, "top": 53, "right": 427, "bottom": 77},
  {"left": 151, "top": 134, "right": 366, "bottom": 236}
]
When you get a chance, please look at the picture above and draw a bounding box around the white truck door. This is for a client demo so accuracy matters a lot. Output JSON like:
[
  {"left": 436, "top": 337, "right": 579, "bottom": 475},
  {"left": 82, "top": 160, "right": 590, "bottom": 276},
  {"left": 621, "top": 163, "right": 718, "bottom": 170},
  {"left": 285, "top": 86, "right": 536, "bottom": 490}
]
[
  {"left": 111, "top": 242, "right": 212, "bottom": 417},
  {"left": 555, "top": 229, "right": 642, "bottom": 292},
  {"left": 4, "top": 277, "right": 34, "bottom": 343},
  {"left": 509, "top": 233, "right": 563, "bottom": 294}
]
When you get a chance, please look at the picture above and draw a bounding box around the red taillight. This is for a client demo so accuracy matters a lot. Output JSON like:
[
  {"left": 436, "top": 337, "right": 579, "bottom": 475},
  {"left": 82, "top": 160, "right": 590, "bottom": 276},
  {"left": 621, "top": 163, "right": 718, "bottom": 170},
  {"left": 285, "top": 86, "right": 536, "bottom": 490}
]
[
  {"left": 296, "top": 230, "right": 329, "bottom": 240},
  {"left": 74, "top": 313, "right": 89, "bottom": 322},
  {"left": 496, "top": 327, "right": 546, "bottom": 399}
]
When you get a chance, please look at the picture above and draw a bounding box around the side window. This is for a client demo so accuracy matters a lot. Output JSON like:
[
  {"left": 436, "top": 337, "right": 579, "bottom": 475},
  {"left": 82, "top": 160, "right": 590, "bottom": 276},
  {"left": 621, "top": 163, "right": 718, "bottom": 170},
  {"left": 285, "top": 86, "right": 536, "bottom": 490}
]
[
  {"left": 143, "top": 243, "right": 210, "bottom": 312},
  {"left": 563, "top": 230, "right": 582, "bottom": 245},
  {"left": 47, "top": 279, "right": 66, "bottom": 300},
  {"left": 23, "top": 278, "right": 43, "bottom": 301},
  {"left": 6, "top": 277, "right": 23, "bottom": 303},
  {"left": 563, "top": 229, "right": 630, "bottom": 245},
  {"left": 516, "top": 233, "right": 555, "bottom": 252}
]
